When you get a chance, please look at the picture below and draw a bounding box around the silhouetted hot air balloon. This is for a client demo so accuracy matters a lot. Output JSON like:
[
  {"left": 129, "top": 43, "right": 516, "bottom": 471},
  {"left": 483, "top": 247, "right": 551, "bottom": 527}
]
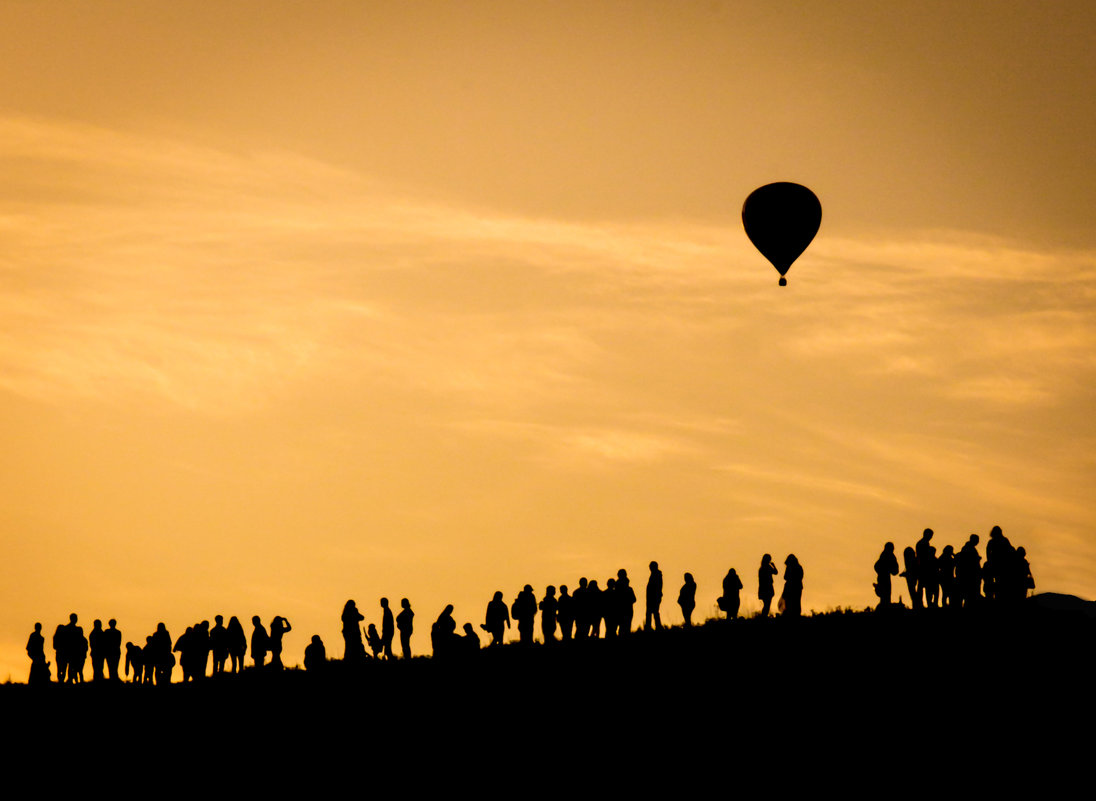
[{"left": 742, "top": 183, "right": 821, "bottom": 286}]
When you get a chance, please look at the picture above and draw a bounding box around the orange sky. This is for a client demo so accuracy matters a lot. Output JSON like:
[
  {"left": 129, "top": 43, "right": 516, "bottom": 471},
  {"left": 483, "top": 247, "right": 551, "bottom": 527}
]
[{"left": 2, "top": 1, "right": 1094, "bottom": 680}]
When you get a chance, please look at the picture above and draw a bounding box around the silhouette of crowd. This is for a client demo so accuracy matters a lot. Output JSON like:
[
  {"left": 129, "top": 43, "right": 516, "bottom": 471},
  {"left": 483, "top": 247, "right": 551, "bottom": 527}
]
[
  {"left": 24, "top": 529, "right": 1039, "bottom": 684},
  {"left": 876, "top": 525, "right": 1034, "bottom": 609}
]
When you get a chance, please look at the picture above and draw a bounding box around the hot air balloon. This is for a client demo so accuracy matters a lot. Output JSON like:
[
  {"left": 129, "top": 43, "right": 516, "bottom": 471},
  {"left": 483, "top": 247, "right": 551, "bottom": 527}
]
[{"left": 742, "top": 183, "right": 821, "bottom": 286}]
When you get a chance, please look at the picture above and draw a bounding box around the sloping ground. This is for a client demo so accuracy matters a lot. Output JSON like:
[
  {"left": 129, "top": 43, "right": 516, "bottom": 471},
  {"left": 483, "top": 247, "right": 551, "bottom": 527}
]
[{"left": 6, "top": 599, "right": 1093, "bottom": 789}]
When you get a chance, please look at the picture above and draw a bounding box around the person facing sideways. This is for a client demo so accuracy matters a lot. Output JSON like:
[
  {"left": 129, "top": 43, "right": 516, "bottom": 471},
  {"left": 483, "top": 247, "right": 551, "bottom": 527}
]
[
  {"left": 269, "top": 616, "right": 291, "bottom": 670},
  {"left": 938, "top": 545, "right": 957, "bottom": 608},
  {"left": 53, "top": 622, "right": 69, "bottom": 684},
  {"left": 227, "top": 616, "right": 247, "bottom": 673},
  {"left": 718, "top": 568, "right": 744, "bottom": 620},
  {"left": 572, "top": 578, "right": 589, "bottom": 640},
  {"left": 678, "top": 573, "right": 697, "bottom": 627},
  {"left": 304, "top": 635, "right": 327, "bottom": 671},
  {"left": 956, "top": 534, "right": 982, "bottom": 608},
  {"left": 780, "top": 555, "right": 804, "bottom": 618},
  {"left": 758, "top": 555, "right": 779, "bottom": 618},
  {"left": 873, "top": 543, "right": 900, "bottom": 608},
  {"left": 482, "top": 591, "right": 511, "bottom": 646},
  {"left": 539, "top": 586, "right": 558, "bottom": 644},
  {"left": 380, "top": 598, "right": 395, "bottom": 660},
  {"left": 26, "top": 622, "right": 51, "bottom": 685},
  {"left": 103, "top": 619, "right": 123, "bottom": 681},
  {"left": 396, "top": 598, "right": 414, "bottom": 659},
  {"left": 251, "top": 616, "right": 269, "bottom": 669},
  {"left": 341, "top": 600, "right": 366, "bottom": 663},
  {"left": 646, "top": 561, "right": 664, "bottom": 631}
]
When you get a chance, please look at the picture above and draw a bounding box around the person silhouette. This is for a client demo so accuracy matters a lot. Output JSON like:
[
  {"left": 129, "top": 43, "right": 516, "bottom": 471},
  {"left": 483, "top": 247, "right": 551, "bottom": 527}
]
[
  {"left": 916, "top": 529, "right": 939, "bottom": 608},
  {"left": 938, "top": 545, "right": 957, "bottom": 608},
  {"left": 900, "top": 546, "right": 920, "bottom": 609},
  {"left": 397, "top": 598, "right": 414, "bottom": 659},
  {"left": 678, "top": 573, "right": 697, "bottom": 627},
  {"left": 304, "top": 635, "right": 327, "bottom": 671},
  {"left": 758, "top": 555, "right": 778, "bottom": 618},
  {"left": 602, "top": 578, "right": 618, "bottom": 638},
  {"left": 227, "top": 616, "right": 247, "bottom": 673},
  {"left": 616, "top": 571, "right": 636, "bottom": 636},
  {"left": 645, "top": 561, "right": 663, "bottom": 631},
  {"left": 88, "top": 619, "right": 106, "bottom": 681},
  {"left": 366, "top": 623, "right": 382, "bottom": 659},
  {"left": 27, "top": 622, "right": 50, "bottom": 685},
  {"left": 718, "top": 569, "right": 743, "bottom": 620},
  {"left": 512, "top": 585, "right": 537, "bottom": 645},
  {"left": 142, "top": 635, "right": 156, "bottom": 684},
  {"left": 539, "top": 586, "right": 558, "bottom": 644},
  {"left": 53, "top": 622, "right": 69, "bottom": 684},
  {"left": 67, "top": 614, "right": 87, "bottom": 684},
  {"left": 873, "top": 543, "right": 899, "bottom": 608},
  {"left": 461, "top": 623, "right": 480, "bottom": 654},
  {"left": 251, "top": 616, "right": 269, "bottom": 669},
  {"left": 103, "top": 619, "right": 122, "bottom": 681},
  {"left": 380, "top": 598, "right": 395, "bottom": 660},
  {"left": 152, "top": 622, "right": 173, "bottom": 684},
  {"left": 957, "top": 534, "right": 982, "bottom": 607},
  {"left": 482, "top": 591, "right": 511, "bottom": 646},
  {"left": 985, "top": 525, "right": 1016, "bottom": 603},
  {"left": 431, "top": 605, "right": 457, "bottom": 658},
  {"left": 557, "top": 585, "right": 574, "bottom": 642},
  {"left": 210, "top": 615, "right": 229, "bottom": 675},
  {"left": 269, "top": 616, "right": 291, "bottom": 669},
  {"left": 174, "top": 626, "right": 195, "bottom": 681},
  {"left": 125, "top": 641, "right": 143, "bottom": 683},
  {"left": 586, "top": 580, "right": 603, "bottom": 638},
  {"left": 573, "top": 578, "right": 589, "bottom": 640},
  {"left": 341, "top": 600, "right": 366, "bottom": 663},
  {"left": 1016, "top": 546, "right": 1035, "bottom": 598},
  {"left": 780, "top": 555, "right": 804, "bottom": 618}
]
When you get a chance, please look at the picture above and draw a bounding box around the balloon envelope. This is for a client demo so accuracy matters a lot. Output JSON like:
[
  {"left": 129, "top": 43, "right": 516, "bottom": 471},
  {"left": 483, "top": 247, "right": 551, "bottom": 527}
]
[{"left": 742, "top": 183, "right": 821, "bottom": 285}]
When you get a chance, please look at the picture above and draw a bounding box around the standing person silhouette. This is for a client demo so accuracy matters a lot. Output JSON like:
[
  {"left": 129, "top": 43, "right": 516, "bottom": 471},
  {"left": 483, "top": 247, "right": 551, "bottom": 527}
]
[
  {"left": 512, "top": 585, "right": 537, "bottom": 645},
  {"left": 677, "top": 573, "right": 697, "bottom": 627},
  {"left": 539, "top": 586, "right": 558, "bottom": 644},
  {"left": 26, "top": 623, "right": 50, "bottom": 685},
  {"left": 557, "top": 585, "right": 574, "bottom": 642},
  {"left": 938, "top": 545, "right": 957, "bottom": 608},
  {"left": 380, "top": 598, "right": 395, "bottom": 660},
  {"left": 210, "top": 615, "right": 229, "bottom": 675},
  {"left": 873, "top": 543, "right": 899, "bottom": 608},
  {"left": 341, "top": 600, "right": 365, "bottom": 664},
  {"left": 616, "top": 571, "right": 636, "bottom": 636},
  {"left": 53, "top": 622, "right": 69, "bottom": 684},
  {"left": 227, "top": 616, "right": 247, "bottom": 673},
  {"left": 758, "top": 555, "right": 778, "bottom": 618},
  {"left": 103, "top": 619, "right": 122, "bottom": 681},
  {"left": 956, "top": 534, "right": 982, "bottom": 607},
  {"left": 573, "top": 578, "right": 589, "bottom": 640},
  {"left": 89, "top": 619, "right": 105, "bottom": 681},
  {"left": 251, "top": 616, "right": 269, "bottom": 669},
  {"left": 916, "top": 529, "right": 939, "bottom": 608},
  {"left": 431, "top": 605, "right": 457, "bottom": 658},
  {"left": 780, "top": 555, "right": 804, "bottom": 618},
  {"left": 718, "top": 569, "right": 743, "bottom": 620},
  {"left": 397, "top": 598, "right": 414, "bottom": 659},
  {"left": 645, "top": 561, "right": 664, "bottom": 631},
  {"left": 900, "top": 546, "right": 920, "bottom": 609},
  {"left": 482, "top": 591, "right": 510, "bottom": 646},
  {"left": 269, "top": 616, "right": 291, "bottom": 669},
  {"left": 67, "top": 614, "right": 87, "bottom": 683}
]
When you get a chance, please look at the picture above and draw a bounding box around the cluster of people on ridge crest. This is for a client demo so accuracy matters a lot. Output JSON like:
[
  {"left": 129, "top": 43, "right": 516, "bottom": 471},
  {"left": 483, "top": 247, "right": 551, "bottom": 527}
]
[
  {"left": 873, "top": 525, "right": 1034, "bottom": 609},
  {"left": 25, "top": 528, "right": 1036, "bottom": 684}
]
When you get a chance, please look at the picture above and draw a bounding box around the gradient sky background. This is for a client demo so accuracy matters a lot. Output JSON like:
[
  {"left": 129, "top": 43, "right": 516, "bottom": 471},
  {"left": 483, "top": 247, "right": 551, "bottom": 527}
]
[{"left": 2, "top": 1, "right": 1094, "bottom": 680}]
